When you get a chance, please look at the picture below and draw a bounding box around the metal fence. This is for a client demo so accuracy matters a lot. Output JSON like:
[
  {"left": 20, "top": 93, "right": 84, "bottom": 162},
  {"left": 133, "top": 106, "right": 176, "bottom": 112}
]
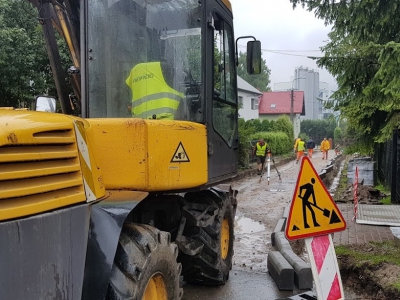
[{"left": 374, "top": 129, "right": 400, "bottom": 203}]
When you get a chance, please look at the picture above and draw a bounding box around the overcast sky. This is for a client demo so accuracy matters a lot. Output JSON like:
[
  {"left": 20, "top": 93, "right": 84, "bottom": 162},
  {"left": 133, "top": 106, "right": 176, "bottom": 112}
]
[{"left": 230, "top": 0, "right": 338, "bottom": 92}]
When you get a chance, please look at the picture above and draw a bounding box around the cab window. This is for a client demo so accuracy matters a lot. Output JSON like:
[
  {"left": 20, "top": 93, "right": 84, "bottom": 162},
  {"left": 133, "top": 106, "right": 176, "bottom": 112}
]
[{"left": 213, "top": 15, "right": 237, "bottom": 146}]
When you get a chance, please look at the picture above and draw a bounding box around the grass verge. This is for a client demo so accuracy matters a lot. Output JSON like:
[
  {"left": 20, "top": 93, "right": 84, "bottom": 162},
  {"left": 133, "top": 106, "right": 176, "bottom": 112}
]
[
  {"left": 336, "top": 241, "right": 400, "bottom": 266},
  {"left": 336, "top": 241, "right": 400, "bottom": 294}
]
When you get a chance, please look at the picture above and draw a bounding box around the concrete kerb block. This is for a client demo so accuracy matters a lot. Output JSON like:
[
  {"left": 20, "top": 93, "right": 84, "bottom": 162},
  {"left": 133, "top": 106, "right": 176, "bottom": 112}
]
[
  {"left": 274, "top": 232, "right": 313, "bottom": 290},
  {"left": 283, "top": 205, "right": 290, "bottom": 219},
  {"left": 391, "top": 227, "right": 400, "bottom": 248},
  {"left": 324, "top": 165, "right": 334, "bottom": 174},
  {"left": 267, "top": 251, "right": 294, "bottom": 290},
  {"left": 271, "top": 218, "right": 286, "bottom": 247}
]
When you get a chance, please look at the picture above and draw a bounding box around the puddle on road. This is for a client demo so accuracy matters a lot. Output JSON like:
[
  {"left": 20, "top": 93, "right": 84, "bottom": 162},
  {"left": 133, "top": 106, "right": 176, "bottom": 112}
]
[
  {"left": 233, "top": 212, "right": 269, "bottom": 272},
  {"left": 235, "top": 214, "right": 265, "bottom": 234}
]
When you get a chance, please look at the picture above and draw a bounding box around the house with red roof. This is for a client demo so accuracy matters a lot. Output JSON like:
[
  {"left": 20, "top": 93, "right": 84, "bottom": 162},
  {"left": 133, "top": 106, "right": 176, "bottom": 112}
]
[{"left": 258, "top": 91, "right": 305, "bottom": 138}]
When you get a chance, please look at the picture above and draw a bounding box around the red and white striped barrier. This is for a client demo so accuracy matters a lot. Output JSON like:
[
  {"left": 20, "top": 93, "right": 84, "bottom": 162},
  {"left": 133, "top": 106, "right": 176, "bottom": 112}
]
[
  {"left": 352, "top": 165, "right": 359, "bottom": 221},
  {"left": 305, "top": 235, "right": 344, "bottom": 300}
]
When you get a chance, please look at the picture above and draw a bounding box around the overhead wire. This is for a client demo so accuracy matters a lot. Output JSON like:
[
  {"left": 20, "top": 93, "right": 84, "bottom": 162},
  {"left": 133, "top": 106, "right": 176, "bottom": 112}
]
[{"left": 237, "top": 44, "right": 324, "bottom": 58}]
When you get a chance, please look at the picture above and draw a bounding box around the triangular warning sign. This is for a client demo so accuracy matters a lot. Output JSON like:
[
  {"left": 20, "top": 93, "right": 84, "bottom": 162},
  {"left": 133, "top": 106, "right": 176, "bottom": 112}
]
[
  {"left": 171, "top": 142, "right": 190, "bottom": 162},
  {"left": 285, "top": 156, "right": 346, "bottom": 240}
]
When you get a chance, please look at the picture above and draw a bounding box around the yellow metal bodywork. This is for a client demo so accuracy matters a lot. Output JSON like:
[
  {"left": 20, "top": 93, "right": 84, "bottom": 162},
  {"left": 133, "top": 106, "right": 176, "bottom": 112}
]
[
  {"left": 72, "top": 119, "right": 106, "bottom": 201},
  {"left": 0, "top": 110, "right": 105, "bottom": 221},
  {"left": 0, "top": 111, "right": 207, "bottom": 220},
  {"left": 221, "top": 0, "right": 232, "bottom": 12},
  {"left": 87, "top": 118, "right": 208, "bottom": 191}
]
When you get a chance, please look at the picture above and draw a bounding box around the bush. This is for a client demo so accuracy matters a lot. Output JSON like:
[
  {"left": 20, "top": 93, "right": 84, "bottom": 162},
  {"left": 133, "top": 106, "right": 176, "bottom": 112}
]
[
  {"left": 249, "top": 131, "right": 291, "bottom": 155},
  {"left": 238, "top": 127, "right": 253, "bottom": 168},
  {"left": 238, "top": 116, "right": 295, "bottom": 167}
]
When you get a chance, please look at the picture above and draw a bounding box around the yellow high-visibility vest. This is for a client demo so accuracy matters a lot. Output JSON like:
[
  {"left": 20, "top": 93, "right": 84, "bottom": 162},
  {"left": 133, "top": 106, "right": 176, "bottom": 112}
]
[
  {"left": 256, "top": 143, "right": 267, "bottom": 156},
  {"left": 125, "top": 62, "right": 183, "bottom": 120},
  {"left": 297, "top": 140, "right": 305, "bottom": 151}
]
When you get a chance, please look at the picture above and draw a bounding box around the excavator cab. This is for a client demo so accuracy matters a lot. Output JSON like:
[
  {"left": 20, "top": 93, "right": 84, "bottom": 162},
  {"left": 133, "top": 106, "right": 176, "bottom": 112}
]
[{"left": 31, "top": 0, "right": 260, "bottom": 184}]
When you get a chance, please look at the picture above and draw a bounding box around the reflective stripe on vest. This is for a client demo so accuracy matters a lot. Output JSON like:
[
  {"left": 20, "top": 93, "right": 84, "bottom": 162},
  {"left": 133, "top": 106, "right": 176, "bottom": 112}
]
[
  {"left": 256, "top": 143, "right": 267, "bottom": 156},
  {"left": 126, "top": 62, "right": 183, "bottom": 119}
]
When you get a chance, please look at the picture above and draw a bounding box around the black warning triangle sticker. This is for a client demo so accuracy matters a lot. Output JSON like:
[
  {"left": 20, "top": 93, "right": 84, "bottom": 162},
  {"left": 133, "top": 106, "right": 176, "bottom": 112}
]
[
  {"left": 329, "top": 210, "right": 342, "bottom": 224},
  {"left": 171, "top": 142, "right": 190, "bottom": 163},
  {"left": 292, "top": 225, "right": 300, "bottom": 231}
]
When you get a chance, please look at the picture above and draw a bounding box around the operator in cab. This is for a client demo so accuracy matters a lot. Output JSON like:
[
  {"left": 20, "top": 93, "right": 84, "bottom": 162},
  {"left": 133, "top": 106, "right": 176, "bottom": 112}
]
[{"left": 125, "top": 62, "right": 184, "bottom": 120}]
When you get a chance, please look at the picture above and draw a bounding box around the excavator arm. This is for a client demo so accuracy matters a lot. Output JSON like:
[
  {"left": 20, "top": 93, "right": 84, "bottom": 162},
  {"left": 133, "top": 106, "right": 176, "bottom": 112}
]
[{"left": 28, "top": 0, "right": 81, "bottom": 114}]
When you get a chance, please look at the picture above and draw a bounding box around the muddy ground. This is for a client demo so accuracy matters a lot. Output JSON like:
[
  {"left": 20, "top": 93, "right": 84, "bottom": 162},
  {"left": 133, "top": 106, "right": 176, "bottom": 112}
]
[
  {"left": 231, "top": 152, "right": 400, "bottom": 299},
  {"left": 338, "top": 243, "right": 400, "bottom": 300},
  {"left": 230, "top": 153, "right": 338, "bottom": 273}
]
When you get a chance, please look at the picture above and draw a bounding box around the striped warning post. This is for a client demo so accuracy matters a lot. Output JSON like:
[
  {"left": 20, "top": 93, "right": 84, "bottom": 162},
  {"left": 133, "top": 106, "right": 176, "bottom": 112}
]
[
  {"left": 352, "top": 165, "right": 359, "bottom": 221},
  {"left": 305, "top": 235, "right": 344, "bottom": 300}
]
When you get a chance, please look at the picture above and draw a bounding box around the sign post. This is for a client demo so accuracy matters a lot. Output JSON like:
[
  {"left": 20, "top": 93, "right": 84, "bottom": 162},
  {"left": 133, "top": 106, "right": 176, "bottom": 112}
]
[
  {"left": 267, "top": 153, "right": 271, "bottom": 185},
  {"left": 305, "top": 235, "right": 344, "bottom": 300}
]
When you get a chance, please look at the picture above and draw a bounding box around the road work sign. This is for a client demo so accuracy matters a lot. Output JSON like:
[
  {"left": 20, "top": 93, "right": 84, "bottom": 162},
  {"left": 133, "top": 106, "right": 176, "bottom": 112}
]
[{"left": 285, "top": 157, "right": 346, "bottom": 240}]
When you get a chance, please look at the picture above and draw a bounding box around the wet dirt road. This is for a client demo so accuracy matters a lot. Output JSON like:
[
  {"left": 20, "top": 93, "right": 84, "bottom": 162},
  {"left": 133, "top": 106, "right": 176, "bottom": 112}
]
[{"left": 183, "top": 151, "right": 335, "bottom": 300}]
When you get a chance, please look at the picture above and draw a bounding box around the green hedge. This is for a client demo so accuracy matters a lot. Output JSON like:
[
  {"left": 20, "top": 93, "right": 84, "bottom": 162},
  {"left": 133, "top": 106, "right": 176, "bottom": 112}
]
[
  {"left": 249, "top": 131, "right": 292, "bottom": 155},
  {"left": 238, "top": 127, "right": 253, "bottom": 168}
]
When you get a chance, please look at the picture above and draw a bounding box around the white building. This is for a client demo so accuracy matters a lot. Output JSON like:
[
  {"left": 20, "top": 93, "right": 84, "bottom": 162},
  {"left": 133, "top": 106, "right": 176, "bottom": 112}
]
[{"left": 237, "top": 76, "right": 263, "bottom": 121}]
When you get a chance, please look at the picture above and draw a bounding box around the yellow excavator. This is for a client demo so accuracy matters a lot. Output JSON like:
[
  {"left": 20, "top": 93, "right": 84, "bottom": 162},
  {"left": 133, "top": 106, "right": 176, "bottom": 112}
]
[{"left": 0, "top": 0, "right": 261, "bottom": 298}]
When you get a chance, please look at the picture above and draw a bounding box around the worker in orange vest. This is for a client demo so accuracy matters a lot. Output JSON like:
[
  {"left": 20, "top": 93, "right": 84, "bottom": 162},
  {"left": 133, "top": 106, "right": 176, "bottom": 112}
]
[
  {"left": 306, "top": 137, "right": 316, "bottom": 158},
  {"left": 320, "top": 137, "right": 331, "bottom": 160}
]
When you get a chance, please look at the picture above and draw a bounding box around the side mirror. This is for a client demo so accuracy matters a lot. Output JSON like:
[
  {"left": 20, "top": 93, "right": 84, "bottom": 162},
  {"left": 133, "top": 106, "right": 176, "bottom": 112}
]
[
  {"left": 35, "top": 96, "right": 56, "bottom": 113},
  {"left": 246, "top": 41, "right": 261, "bottom": 74}
]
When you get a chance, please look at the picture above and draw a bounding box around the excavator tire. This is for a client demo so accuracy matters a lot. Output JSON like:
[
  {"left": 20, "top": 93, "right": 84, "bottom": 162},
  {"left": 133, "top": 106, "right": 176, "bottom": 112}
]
[
  {"left": 178, "top": 188, "right": 235, "bottom": 285},
  {"left": 106, "top": 223, "right": 183, "bottom": 300}
]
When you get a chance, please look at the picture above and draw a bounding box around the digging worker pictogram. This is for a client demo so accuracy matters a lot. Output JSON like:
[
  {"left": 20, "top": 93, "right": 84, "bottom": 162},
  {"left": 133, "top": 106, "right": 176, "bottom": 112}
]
[{"left": 298, "top": 178, "right": 321, "bottom": 229}]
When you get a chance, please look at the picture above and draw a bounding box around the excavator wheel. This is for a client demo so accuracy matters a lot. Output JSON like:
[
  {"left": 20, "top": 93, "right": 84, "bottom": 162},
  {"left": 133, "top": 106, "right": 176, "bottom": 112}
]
[
  {"left": 106, "top": 223, "right": 183, "bottom": 300},
  {"left": 178, "top": 188, "right": 235, "bottom": 285}
]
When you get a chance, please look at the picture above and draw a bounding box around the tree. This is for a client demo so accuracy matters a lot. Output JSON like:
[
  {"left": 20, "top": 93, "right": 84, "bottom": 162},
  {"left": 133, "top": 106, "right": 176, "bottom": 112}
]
[
  {"left": 334, "top": 126, "right": 342, "bottom": 145},
  {"left": 237, "top": 52, "right": 271, "bottom": 92},
  {"left": 0, "top": 0, "right": 46, "bottom": 107},
  {"left": 0, "top": 0, "right": 71, "bottom": 108},
  {"left": 300, "top": 118, "right": 336, "bottom": 144},
  {"left": 274, "top": 115, "right": 294, "bottom": 144},
  {"left": 289, "top": 0, "right": 400, "bottom": 150}
]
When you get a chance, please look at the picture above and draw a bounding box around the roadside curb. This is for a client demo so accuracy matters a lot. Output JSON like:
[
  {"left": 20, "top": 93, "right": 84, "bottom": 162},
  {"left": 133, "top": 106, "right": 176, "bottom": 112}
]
[{"left": 267, "top": 155, "right": 341, "bottom": 291}]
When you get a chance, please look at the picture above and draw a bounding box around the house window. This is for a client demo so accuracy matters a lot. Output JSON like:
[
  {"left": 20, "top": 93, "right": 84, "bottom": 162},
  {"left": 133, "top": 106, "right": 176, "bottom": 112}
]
[
  {"left": 238, "top": 96, "right": 243, "bottom": 107},
  {"left": 251, "top": 98, "right": 258, "bottom": 110},
  {"left": 270, "top": 104, "right": 276, "bottom": 108}
]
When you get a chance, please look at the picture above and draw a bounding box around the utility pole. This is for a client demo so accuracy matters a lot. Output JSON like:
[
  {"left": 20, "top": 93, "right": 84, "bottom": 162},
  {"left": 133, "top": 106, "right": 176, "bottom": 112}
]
[
  {"left": 290, "top": 77, "right": 305, "bottom": 123},
  {"left": 290, "top": 88, "right": 294, "bottom": 123}
]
